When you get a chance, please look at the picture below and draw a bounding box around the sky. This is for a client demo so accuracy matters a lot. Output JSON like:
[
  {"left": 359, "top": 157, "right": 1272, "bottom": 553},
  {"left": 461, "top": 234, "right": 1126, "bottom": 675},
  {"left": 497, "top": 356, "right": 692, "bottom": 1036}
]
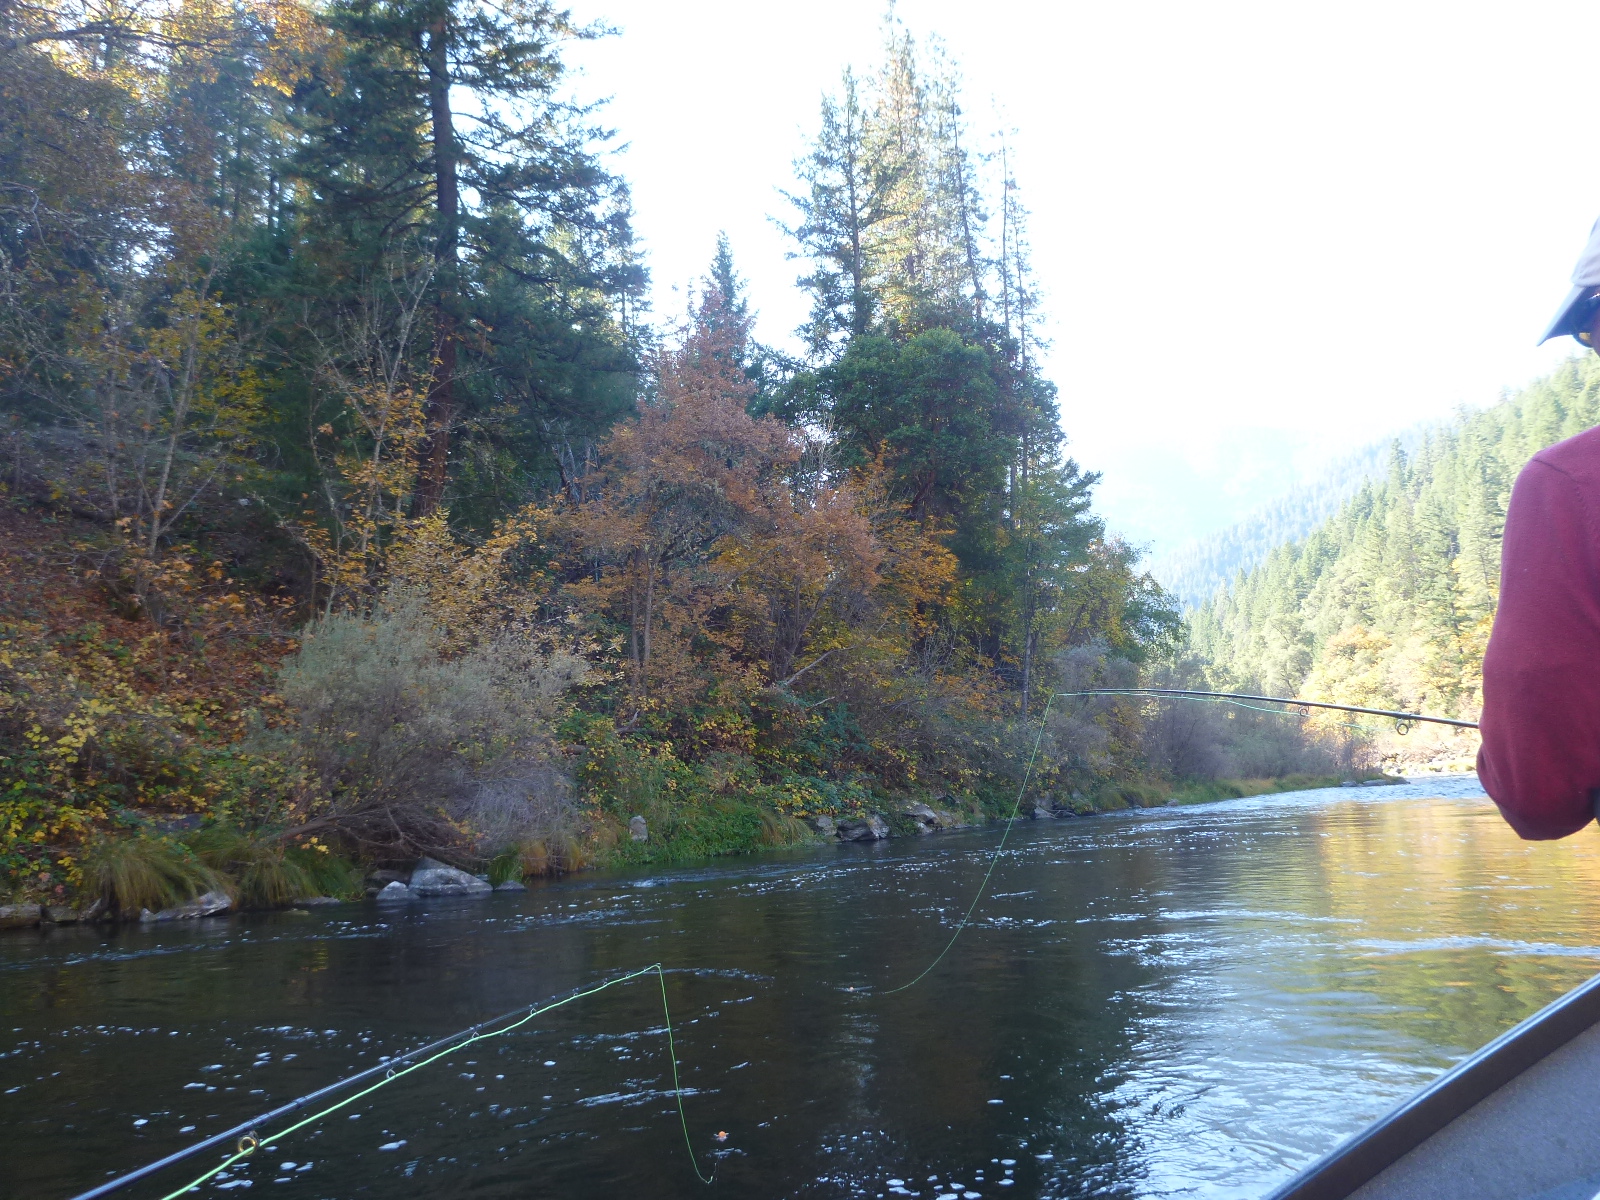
[{"left": 564, "top": 0, "right": 1600, "bottom": 557}]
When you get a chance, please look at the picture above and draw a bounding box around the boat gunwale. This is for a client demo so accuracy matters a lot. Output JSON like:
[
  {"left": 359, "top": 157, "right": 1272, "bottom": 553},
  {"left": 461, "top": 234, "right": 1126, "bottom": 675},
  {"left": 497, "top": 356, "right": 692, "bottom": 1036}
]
[{"left": 1263, "top": 968, "right": 1600, "bottom": 1200}]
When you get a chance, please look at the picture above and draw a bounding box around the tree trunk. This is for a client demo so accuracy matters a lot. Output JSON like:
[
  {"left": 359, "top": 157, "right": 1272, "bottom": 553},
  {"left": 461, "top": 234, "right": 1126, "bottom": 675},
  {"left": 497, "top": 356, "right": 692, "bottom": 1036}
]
[{"left": 417, "top": 7, "right": 458, "bottom": 516}]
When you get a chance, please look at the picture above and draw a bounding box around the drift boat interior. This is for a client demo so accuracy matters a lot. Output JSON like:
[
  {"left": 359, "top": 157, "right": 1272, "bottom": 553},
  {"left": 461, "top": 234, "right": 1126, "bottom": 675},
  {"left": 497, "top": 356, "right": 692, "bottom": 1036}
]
[{"left": 1266, "top": 970, "right": 1600, "bottom": 1200}]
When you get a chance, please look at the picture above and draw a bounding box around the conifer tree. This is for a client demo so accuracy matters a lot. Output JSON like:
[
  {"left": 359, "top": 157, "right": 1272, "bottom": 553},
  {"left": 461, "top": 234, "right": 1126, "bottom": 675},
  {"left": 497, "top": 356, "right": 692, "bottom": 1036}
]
[
  {"left": 294, "top": 0, "right": 642, "bottom": 514},
  {"left": 784, "top": 69, "right": 899, "bottom": 352}
]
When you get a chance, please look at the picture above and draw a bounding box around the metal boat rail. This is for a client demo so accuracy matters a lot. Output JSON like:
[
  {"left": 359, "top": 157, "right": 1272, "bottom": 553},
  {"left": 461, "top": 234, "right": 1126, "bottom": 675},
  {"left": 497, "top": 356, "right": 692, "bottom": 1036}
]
[{"left": 1265, "top": 970, "right": 1600, "bottom": 1199}]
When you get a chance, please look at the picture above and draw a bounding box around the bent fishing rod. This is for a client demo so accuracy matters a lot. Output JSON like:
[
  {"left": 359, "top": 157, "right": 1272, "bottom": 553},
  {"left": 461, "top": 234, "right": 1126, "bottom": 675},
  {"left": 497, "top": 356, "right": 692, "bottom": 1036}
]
[{"left": 1057, "top": 688, "right": 1478, "bottom": 732}]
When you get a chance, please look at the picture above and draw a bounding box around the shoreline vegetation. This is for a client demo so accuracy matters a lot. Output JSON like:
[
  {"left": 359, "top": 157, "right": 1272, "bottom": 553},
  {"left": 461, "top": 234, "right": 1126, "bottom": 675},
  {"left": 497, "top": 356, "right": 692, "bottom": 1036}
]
[
  {"left": 0, "top": 2, "right": 1461, "bottom": 925},
  {"left": 0, "top": 484, "right": 1375, "bottom": 926},
  {"left": 0, "top": 734, "right": 1405, "bottom": 931}
]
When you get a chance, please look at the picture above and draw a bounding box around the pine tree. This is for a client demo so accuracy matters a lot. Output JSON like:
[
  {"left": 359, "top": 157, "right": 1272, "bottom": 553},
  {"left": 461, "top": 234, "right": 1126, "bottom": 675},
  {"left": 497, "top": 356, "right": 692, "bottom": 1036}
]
[
  {"left": 783, "top": 69, "right": 899, "bottom": 352},
  {"left": 294, "top": 0, "right": 642, "bottom": 514}
]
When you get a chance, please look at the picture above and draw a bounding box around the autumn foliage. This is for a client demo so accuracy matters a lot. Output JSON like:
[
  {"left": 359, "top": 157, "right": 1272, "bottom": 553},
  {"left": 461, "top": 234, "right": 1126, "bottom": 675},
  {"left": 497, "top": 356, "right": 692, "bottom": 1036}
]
[{"left": 0, "top": 0, "right": 1192, "bottom": 907}]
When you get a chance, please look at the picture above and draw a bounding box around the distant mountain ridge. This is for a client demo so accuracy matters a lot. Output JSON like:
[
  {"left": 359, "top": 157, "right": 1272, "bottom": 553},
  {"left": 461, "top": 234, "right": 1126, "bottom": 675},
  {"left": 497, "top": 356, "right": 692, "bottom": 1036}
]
[
  {"left": 1149, "top": 430, "right": 1433, "bottom": 611},
  {"left": 1187, "top": 355, "right": 1600, "bottom": 716}
]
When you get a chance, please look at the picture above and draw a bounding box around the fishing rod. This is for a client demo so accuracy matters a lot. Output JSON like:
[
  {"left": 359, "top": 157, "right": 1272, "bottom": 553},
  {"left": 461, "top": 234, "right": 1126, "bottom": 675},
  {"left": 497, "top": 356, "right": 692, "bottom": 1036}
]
[
  {"left": 70, "top": 963, "right": 713, "bottom": 1200},
  {"left": 1057, "top": 688, "right": 1479, "bottom": 732}
]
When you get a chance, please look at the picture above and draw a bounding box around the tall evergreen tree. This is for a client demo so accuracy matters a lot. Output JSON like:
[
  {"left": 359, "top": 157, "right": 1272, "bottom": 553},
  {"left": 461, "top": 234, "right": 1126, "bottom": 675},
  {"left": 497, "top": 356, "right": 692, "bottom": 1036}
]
[{"left": 292, "top": 0, "right": 643, "bottom": 515}]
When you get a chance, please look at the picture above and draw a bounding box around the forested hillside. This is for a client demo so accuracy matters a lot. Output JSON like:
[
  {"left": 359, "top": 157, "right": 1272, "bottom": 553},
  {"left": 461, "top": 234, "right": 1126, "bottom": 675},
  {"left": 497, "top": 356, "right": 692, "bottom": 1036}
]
[
  {"left": 1152, "top": 438, "right": 1418, "bottom": 611},
  {"left": 1, "top": 2, "right": 1209, "bottom": 911},
  {"left": 1192, "top": 356, "right": 1600, "bottom": 721}
]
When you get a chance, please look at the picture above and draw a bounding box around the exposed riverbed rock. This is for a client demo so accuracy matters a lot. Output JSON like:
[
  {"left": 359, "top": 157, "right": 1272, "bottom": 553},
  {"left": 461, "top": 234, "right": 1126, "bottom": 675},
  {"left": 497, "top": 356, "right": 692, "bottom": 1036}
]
[
  {"left": 494, "top": 880, "right": 527, "bottom": 892},
  {"left": 375, "top": 881, "right": 412, "bottom": 902},
  {"left": 58, "top": 897, "right": 108, "bottom": 924},
  {"left": 1032, "top": 805, "right": 1054, "bottom": 820},
  {"left": 0, "top": 904, "right": 42, "bottom": 929},
  {"left": 408, "top": 858, "right": 493, "bottom": 897},
  {"left": 628, "top": 816, "right": 649, "bottom": 843},
  {"left": 836, "top": 814, "right": 889, "bottom": 842},
  {"left": 141, "top": 890, "right": 232, "bottom": 922}
]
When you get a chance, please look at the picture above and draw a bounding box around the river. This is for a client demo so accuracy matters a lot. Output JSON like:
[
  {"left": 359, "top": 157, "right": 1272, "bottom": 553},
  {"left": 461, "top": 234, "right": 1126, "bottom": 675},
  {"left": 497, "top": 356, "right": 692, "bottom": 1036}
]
[{"left": 6, "top": 776, "right": 1600, "bottom": 1200}]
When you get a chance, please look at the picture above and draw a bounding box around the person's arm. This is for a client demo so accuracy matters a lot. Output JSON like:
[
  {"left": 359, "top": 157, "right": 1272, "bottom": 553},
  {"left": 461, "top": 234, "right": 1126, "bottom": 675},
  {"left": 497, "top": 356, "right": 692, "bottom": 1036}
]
[{"left": 1478, "top": 455, "right": 1600, "bottom": 839}]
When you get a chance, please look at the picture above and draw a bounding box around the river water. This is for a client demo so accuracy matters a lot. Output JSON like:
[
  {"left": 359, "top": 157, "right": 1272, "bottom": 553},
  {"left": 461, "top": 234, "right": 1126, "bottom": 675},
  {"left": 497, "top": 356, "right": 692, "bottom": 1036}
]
[{"left": 7, "top": 777, "right": 1600, "bottom": 1200}]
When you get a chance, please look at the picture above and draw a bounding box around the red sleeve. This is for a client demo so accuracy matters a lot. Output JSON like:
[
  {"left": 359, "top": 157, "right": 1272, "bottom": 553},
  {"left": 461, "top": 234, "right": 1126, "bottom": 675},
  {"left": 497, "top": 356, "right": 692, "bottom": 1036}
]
[{"left": 1478, "top": 455, "right": 1600, "bottom": 839}]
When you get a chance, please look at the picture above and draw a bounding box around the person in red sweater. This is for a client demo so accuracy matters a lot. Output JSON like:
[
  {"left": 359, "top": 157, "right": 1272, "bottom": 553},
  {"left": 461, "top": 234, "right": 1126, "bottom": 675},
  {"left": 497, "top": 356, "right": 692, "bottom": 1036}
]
[{"left": 1477, "top": 217, "right": 1600, "bottom": 839}]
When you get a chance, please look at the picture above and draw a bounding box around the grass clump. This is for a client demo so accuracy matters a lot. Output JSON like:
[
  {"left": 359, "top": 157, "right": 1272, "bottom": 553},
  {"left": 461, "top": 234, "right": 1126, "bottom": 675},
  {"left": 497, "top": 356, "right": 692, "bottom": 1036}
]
[
  {"left": 189, "top": 825, "right": 314, "bottom": 909},
  {"left": 189, "top": 824, "right": 365, "bottom": 907},
  {"left": 77, "top": 834, "right": 223, "bottom": 915},
  {"left": 286, "top": 845, "right": 365, "bottom": 900},
  {"left": 757, "top": 808, "right": 811, "bottom": 847},
  {"left": 487, "top": 848, "right": 522, "bottom": 887}
]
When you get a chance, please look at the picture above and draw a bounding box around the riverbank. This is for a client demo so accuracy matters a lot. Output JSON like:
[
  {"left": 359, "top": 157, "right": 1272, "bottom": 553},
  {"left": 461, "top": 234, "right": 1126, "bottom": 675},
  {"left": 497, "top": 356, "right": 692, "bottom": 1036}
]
[
  {"left": 0, "top": 503, "right": 1379, "bottom": 926},
  {"left": 0, "top": 767, "right": 1406, "bottom": 931}
]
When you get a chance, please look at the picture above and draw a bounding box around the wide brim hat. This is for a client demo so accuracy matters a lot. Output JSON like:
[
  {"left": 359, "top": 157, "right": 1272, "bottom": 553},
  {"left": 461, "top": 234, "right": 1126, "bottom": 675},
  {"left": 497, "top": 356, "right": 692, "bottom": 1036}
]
[{"left": 1541, "top": 214, "right": 1600, "bottom": 343}]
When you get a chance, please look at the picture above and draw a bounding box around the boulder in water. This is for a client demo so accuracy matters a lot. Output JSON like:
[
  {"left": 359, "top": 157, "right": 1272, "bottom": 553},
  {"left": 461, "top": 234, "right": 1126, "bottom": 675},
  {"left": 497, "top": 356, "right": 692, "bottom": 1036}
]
[
  {"left": 141, "top": 890, "right": 232, "bottom": 922},
  {"left": 836, "top": 814, "right": 889, "bottom": 841},
  {"left": 375, "top": 881, "right": 412, "bottom": 902},
  {"left": 495, "top": 879, "right": 527, "bottom": 892},
  {"left": 408, "top": 859, "right": 492, "bottom": 897},
  {"left": 0, "top": 904, "right": 41, "bottom": 930},
  {"left": 802, "top": 814, "right": 836, "bottom": 837}
]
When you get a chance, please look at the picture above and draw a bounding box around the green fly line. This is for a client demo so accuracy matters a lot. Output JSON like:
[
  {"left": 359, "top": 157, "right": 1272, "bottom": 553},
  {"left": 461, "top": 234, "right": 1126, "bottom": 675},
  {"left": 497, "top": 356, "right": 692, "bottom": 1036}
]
[
  {"left": 879, "top": 687, "right": 1469, "bottom": 995},
  {"left": 136, "top": 963, "right": 713, "bottom": 1199},
  {"left": 879, "top": 691, "right": 1065, "bottom": 995}
]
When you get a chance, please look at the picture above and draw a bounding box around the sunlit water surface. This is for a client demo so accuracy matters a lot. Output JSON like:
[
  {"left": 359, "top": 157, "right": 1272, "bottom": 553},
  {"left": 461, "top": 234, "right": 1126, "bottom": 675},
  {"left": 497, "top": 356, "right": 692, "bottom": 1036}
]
[{"left": 7, "top": 777, "right": 1600, "bottom": 1199}]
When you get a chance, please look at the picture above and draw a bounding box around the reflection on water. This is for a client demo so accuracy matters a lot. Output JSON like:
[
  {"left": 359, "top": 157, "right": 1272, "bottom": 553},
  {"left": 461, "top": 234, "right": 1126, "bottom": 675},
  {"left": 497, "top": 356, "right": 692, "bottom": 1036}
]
[{"left": 5, "top": 776, "right": 1599, "bottom": 1199}]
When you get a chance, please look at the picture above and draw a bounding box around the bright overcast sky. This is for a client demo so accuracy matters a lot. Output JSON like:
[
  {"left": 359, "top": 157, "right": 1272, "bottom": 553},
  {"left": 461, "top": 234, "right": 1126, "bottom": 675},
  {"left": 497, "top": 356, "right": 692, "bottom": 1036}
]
[{"left": 565, "top": 0, "right": 1600, "bottom": 556}]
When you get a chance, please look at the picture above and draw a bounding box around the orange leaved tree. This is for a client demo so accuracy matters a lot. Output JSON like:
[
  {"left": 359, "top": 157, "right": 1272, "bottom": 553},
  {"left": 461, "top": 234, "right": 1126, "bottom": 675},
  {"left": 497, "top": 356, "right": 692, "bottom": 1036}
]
[{"left": 542, "top": 288, "right": 881, "bottom": 740}]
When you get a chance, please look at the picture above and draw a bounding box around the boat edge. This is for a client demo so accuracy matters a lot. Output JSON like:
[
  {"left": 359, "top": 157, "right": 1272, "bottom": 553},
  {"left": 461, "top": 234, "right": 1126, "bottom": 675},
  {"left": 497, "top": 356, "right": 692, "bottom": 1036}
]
[{"left": 1261, "top": 968, "right": 1600, "bottom": 1200}]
